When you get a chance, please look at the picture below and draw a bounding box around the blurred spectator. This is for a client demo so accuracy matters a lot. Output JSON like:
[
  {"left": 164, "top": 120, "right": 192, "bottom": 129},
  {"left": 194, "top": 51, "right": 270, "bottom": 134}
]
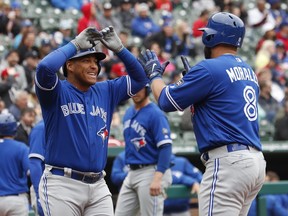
[
  {"left": 255, "top": 39, "right": 275, "bottom": 71},
  {"left": 192, "top": 9, "right": 209, "bottom": 38},
  {"left": 164, "top": 154, "right": 202, "bottom": 216},
  {"left": 5, "top": 1, "right": 23, "bottom": 38},
  {"left": 50, "top": 0, "right": 83, "bottom": 11},
  {"left": 131, "top": 2, "right": 160, "bottom": 39},
  {"left": 77, "top": 2, "right": 101, "bottom": 34},
  {"left": 38, "top": 39, "right": 53, "bottom": 60},
  {"left": 258, "top": 79, "right": 281, "bottom": 123},
  {"left": 192, "top": 9, "right": 210, "bottom": 57},
  {"left": 98, "top": 2, "right": 123, "bottom": 34},
  {"left": 143, "top": 17, "right": 180, "bottom": 59},
  {"left": 110, "top": 62, "right": 127, "bottom": 79},
  {"left": 13, "top": 19, "right": 33, "bottom": 49},
  {"left": 14, "top": 107, "right": 36, "bottom": 145},
  {"left": 8, "top": 90, "right": 29, "bottom": 121},
  {"left": 0, "top": 98, "right": 8, "bottom": 114},
  {"left": 23, "top": 50, "right": 39, "bottom": 94},
  {"left": 154, "top": 0, "right": 173, "bottom": 12},
  {"left": 268, "top": 0, "right": 288, "bottom": 30},
  {"left": 274, "top": 100, "right": 288, "bottom": 140},
  {"left": 276, "top": 22, "right": 288, "bottom": 51},
  {"left": 247, "top": 0, "right": 276, "bottom": 31},
  {"left": 117, "top": 0, "right": 136, "bottom": 32},
  {"left": 0, "top": 50, "right": 28, "bottom": 104},
  {"left": 174, "top": 19, "right": 194, "bottom": 57},
  {"left": 0, "top": 2, "right": 11, "bottom": 35},
  {"left": 149, "top": 41, "right": 176, "bottom": 75},
  {"left": 17, "top": 31, "right": 38, "bottom": 64},
  {"left": 57, "top": 19, "right": 74, "bottom": 47},
  {"left": 255, "top": 23, "right": 276, "bottom": 53}
]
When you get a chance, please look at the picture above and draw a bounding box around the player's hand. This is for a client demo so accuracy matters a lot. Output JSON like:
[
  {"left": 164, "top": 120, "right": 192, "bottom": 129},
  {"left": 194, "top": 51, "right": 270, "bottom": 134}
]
[
  {"left": 71, "top": 27, "right": 103, "bottom": 51},
  {"left": 150, "top": 178, "right": 162, "bottom": 196},
  {"left": 138, "top": 49, "right": 170, "bottom": 81},
  {"left": 180, "top": 55, "right": 191, "bottom": 76},
  {"left": 100, "top": 26, "right": 124, "bottom": 53},
  {"left": 191, "top": 182, "right": 200, "bottom": 194}
]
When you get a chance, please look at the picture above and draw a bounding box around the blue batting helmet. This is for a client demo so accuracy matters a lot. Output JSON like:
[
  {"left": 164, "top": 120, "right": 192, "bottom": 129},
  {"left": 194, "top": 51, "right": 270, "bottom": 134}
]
[
  {"left": 199, "top": 12, "right": 245, "bottom": 48},
  {"left": 0, "top": 113, "right": 17, "bottom": 137},
  {"left": 63, "top": 42, "right": 106, "bottom": 77}
]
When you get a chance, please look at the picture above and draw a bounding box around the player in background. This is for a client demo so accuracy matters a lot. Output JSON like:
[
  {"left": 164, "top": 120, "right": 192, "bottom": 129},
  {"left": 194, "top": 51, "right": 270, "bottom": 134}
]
[
  {"left": 0, "top": 113, "right": 30, "bottom": 216},
  {"left": 110, "top": 151, "right": 129, "bottom": 192},
  {"left": 35, "top": 26, "right": 147, "bottom": 216},
  {"left": 114, "top": 85, "right": 172, "bottom": 216},
  {"left": 28, "top": 120, "right": 45, "bottom": 216},
  {"left": 139, "top": 12, "right": 266, "bottom": 216},
  {"left": 164, "top": 154, "right": 203, "bottom": 216}
]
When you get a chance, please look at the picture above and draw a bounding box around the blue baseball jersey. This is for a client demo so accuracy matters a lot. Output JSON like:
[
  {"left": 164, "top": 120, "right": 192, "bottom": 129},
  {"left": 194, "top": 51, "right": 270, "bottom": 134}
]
[
  {"left": 29, "top": 120, "right": 45, "bottom": 161},
  {"left": 158, "top": 54, "right": 261, "bottom": 153},
  {"left": 123, "top": 102, "right": 172, "bottom": 165},
  {"left": 35, "top": 43, "right": 147, "bottom": 172},
  {"left": 0, "top": 139, "right": 29, "bottom": 195},
  {"left": 164, "top": 154, "right": 203, "bottom": 213}
]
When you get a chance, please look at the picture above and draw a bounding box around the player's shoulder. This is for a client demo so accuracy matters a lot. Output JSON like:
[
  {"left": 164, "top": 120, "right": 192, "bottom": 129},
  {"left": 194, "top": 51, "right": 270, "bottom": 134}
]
[{"left": 4, "top": 139, "right": 28, "bottom": 150}]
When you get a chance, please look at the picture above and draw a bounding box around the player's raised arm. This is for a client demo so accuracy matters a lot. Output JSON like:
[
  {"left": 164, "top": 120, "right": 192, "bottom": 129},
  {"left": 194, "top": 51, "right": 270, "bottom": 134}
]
[{"left": 100, "top": 26, "right": 147, "bottom": 93}]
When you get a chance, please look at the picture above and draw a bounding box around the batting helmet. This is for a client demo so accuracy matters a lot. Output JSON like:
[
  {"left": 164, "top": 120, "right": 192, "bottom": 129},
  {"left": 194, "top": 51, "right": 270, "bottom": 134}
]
[
  {"left": 0, "top": 113, "right": 17, "bottom": 137},
  {"left": 63, "top": 42, "right": 106, "bottom": 77},
  {"left": 199, "top": 12, "right": 245, "bottom": 48}
]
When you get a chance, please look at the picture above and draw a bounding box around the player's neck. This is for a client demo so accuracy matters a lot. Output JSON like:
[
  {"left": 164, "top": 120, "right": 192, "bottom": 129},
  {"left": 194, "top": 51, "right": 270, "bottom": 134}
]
[
  {"left": 212, "top": 45, "right": 237, "bottom": 58},
  {"left": 134, "top": 98, "right": 150, "bottom": 110}
]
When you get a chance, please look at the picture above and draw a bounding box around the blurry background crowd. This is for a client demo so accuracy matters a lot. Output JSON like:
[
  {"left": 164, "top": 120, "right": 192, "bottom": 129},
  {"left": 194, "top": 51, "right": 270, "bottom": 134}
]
[{"left": 0, "top": 0, "right": 288, "bottom": 149}]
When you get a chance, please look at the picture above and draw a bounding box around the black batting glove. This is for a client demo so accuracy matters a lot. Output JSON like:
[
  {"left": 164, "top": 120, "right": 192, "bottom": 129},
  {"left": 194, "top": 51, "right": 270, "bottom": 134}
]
[{"left": 180, "top": 55, "right": 191, "bottom": 76}]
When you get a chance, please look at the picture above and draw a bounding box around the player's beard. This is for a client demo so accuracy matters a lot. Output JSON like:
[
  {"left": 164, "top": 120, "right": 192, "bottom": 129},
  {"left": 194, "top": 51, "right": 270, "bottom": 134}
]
[{"left": 204, "top": 47, "right": 212, "bottom": 59}]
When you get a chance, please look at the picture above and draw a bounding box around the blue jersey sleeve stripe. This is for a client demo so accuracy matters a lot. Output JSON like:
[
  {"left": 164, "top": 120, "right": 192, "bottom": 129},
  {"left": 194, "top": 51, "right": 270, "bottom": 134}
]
[
  {"left": 35, "top": 75, "right": 58, "bottom": 91},
  {"left": 126, "top": 76, "right": 135, "bottom": 97},
  {"left": 157, "top": 139, "right": 173, "bottom": 148},
  {"left": 28, "top": 153, "right": 45, "bottom": 161},
  {"left": 165, "top": 87, "right": 184, "bottom": 111}
]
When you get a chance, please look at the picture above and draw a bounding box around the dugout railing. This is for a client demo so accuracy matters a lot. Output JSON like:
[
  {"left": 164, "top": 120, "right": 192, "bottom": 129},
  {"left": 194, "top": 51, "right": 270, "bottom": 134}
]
[{"left": 166, "top": 181, "right": 288, "bottom": 216}]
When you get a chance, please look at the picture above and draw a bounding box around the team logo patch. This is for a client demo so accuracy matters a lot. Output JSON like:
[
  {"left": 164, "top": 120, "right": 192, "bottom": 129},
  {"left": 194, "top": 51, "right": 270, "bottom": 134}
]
[
  {"left": 175, "top": 79, "right": 184, "bottom": 86},
  {"left": 131, "top": 137, "right": 146, "bottom": 151},
  {"left": 97, "top": 125, "right": 109, "bottom": 143}
]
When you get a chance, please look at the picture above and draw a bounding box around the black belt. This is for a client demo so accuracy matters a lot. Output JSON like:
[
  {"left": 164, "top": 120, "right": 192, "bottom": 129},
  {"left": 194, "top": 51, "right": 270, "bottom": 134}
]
[
  {"left": 0, "top": 194, "right": 19, "bottom": 197},
  {"left": 129, "top": 164, "right": 155, "bottom": 170},
  {"left": 202, "top": 143, "right": 250, "bottom": 161},
  {"left": 50, "top": 168, "right": 103, "bottom": 184}
]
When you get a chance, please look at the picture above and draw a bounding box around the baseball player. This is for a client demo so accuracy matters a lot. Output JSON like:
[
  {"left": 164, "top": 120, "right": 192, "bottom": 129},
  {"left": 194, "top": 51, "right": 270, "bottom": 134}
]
[
  {"left": 35, "top": 26, "right": 147, "bottom": 216},
  {"left": 164, "top": 154, "right": 203, "bottom": 216},
  {"left": 114, "top": 85, "right": 172, "bottom": 216},
  {"left": 139, "top": 12, "right": 266, "bottom": 216},
  {"left": 0, "top": 113, "right": 30, "bottom": 216},
  {"left": 28, "top": 120, "right": 45, "bottom": 216}
]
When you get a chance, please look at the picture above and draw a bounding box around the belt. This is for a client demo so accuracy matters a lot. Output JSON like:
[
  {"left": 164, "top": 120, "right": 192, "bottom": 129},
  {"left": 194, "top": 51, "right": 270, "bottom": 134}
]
[
  {"left": 202, "top": 143, "right": 250, "bottom": 161},
  {"left": 0, "top": 194, "right": 19, "bottom": 197},
  {"left": 50, "top": 167, "right": 103, "bottom": 184},
  {"left": 129, "top": 164, "right": 155, "bottom": 170}
]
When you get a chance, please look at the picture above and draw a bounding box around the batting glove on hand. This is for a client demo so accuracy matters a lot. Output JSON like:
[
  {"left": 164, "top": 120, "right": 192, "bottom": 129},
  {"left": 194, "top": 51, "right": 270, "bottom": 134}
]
[
  {"left": 138, "top": 49, "right": 170, "bottom": 81},
  {"left": 71, "top": 27, "right": 103, "bottom": 51},
  {"left": 180, "top": 55, "right": 191, "bottom": 76},
  {"left": 100, "top": 26, "right": 124, "bottom": 53}
]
